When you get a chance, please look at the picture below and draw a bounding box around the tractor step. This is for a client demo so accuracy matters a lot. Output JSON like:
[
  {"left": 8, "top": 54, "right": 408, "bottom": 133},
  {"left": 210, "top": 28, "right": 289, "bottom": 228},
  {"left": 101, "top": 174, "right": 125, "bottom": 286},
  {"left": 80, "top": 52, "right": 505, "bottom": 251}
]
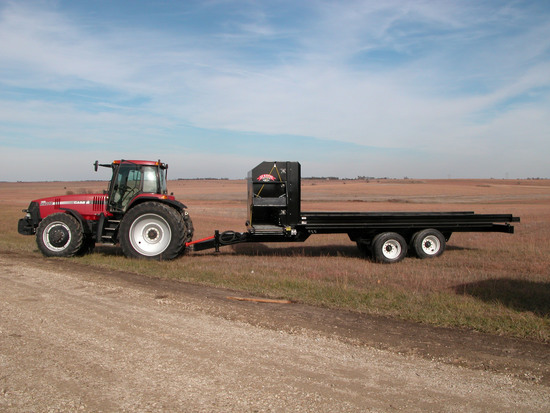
[{"left": 98, "top": 217, "right": 120, "bottom": 243}]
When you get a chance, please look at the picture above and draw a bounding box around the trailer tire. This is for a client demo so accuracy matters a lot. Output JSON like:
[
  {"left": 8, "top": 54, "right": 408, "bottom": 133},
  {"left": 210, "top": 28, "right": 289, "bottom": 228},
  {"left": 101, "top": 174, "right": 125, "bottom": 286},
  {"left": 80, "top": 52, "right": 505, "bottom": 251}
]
[
  {"left": 372, "top": 232, "right": 407, "bottom": 263},
  {"left": 120, "top": 202, "right": 186, "bottom": 260},
  {"left": 36, "top": 213, "right": 84, "bottom": 257},
  {"left": 412, "top": 229, "right": 445, "bottom": 259}
]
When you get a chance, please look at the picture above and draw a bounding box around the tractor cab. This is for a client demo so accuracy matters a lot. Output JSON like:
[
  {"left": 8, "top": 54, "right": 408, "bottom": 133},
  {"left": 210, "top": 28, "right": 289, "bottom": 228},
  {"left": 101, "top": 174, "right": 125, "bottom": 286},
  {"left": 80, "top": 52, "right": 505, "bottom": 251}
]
[{"left": 95, "top": 160, "right": 169, "bottom": 213}]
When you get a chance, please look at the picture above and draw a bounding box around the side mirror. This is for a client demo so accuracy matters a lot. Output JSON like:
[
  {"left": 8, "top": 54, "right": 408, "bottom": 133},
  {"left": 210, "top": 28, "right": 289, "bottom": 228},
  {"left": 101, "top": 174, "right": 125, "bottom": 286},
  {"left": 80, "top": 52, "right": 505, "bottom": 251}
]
[{"left": 94, "top": 160, "right": 99, "bottom": 172}]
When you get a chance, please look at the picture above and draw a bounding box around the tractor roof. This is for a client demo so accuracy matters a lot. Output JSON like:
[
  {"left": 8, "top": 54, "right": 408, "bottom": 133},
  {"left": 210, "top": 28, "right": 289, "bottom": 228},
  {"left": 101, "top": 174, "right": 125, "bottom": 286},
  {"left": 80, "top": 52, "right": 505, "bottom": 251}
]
[
  {"left": 95, "top": 159, "right": 168, "bottom": 171},
  {"left": 113, "top": 160, "right": 168, "bottom": 168},
  {"left": 114, "top": 160, "right": 160, "bottom": 166}
]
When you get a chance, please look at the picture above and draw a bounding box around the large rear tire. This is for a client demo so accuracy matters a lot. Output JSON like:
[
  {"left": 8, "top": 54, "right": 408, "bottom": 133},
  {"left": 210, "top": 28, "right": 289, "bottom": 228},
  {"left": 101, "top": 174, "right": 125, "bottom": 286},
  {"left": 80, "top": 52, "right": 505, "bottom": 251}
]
[
  {"left": 36, "top": 213, "right": 84, "bottom": 257},
  {"left": 372, "top": 232, "right": 407, "bottom": 263},
  {"left": 120, "top": 202, "right": 186, "bottom": 260}
]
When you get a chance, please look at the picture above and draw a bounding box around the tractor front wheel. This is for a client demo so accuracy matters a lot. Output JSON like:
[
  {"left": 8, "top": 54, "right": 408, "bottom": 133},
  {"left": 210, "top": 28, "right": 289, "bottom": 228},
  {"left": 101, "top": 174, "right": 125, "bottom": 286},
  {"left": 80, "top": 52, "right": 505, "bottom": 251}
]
[
  {"left": 36, "top": 213, "right": 84, "bottom": 257},
  {"left": 120, "top": 202, "right": 187, "bottom": 260}
]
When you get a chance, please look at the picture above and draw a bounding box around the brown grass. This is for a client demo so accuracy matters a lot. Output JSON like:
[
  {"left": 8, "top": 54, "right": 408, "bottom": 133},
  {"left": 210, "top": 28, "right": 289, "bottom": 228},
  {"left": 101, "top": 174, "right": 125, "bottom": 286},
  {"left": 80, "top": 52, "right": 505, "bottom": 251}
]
[{"left": 1, "top": 178, "right": 549, "bottom": 342}]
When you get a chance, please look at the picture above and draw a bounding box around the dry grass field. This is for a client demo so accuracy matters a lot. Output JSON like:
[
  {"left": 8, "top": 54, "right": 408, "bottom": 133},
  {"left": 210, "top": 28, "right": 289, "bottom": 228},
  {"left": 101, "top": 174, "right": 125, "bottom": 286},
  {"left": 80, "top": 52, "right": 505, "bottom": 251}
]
[{"left": 1, "top": 178, "right": 549, "bottom": 342}]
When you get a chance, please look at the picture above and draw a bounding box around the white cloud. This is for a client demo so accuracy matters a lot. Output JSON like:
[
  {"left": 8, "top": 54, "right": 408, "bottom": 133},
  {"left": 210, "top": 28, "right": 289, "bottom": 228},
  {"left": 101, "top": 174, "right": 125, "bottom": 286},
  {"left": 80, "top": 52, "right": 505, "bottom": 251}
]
[{"left": 0, "top": 0, "right": 549, "bottom": 179}]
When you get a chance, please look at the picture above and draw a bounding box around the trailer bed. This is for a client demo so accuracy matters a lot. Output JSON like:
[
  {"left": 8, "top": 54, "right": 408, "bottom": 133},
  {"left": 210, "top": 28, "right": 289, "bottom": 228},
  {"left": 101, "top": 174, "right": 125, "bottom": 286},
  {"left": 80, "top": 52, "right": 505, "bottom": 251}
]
[{"left": 298, "top": 211, "right": 518, "bottom": 234}]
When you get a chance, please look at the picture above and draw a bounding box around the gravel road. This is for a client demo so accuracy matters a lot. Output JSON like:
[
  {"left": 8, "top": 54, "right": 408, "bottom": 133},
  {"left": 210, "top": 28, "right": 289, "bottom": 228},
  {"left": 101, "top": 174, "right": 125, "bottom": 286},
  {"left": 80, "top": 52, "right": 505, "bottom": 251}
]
[{"left": 1, "top": 252, "right": 549, "bottom": 412}]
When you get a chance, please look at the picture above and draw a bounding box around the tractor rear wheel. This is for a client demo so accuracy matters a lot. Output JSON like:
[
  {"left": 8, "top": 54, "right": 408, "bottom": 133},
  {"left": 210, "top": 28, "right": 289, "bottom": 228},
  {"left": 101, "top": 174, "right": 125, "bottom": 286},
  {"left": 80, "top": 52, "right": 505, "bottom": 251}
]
[
  {"left": 182, "top": 210, "right": 194, "bottom": 244},
  {"left": 120, "top": 202, "right": 187, "bottom": 260},
  {"left": 36, "top": 213, "right": 84, "bottom": 257}
]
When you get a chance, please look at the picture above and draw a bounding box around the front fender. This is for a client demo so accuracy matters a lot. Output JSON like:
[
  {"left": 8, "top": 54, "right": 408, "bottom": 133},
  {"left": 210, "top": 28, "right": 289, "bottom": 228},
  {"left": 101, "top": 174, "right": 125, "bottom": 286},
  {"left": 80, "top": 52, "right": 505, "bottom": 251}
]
[{"left": 59, "top": 208, "right": 93, "bottom": 235}]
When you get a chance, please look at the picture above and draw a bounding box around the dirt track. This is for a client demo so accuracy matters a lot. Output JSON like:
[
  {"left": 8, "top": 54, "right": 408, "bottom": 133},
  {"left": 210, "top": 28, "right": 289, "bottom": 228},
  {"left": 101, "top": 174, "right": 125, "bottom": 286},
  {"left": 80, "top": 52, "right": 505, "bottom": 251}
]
[{"left": 1, "top": 251, "right": 549, "bottom": 412}]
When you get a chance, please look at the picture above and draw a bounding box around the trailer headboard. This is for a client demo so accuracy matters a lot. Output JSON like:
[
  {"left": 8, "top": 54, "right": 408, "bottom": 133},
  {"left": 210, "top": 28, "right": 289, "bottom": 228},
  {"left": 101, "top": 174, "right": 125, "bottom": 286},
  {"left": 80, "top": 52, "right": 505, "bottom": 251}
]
[{"left": 247, "top": 161, "right": 301, "bottom": 229}]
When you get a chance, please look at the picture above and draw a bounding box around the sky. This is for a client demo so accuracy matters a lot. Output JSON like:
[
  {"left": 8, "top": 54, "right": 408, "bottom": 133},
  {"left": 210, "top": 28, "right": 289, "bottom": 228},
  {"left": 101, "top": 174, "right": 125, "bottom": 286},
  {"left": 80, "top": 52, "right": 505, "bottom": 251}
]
[{"left": 1, "top": 0, "right": 549, "bottom": 181}]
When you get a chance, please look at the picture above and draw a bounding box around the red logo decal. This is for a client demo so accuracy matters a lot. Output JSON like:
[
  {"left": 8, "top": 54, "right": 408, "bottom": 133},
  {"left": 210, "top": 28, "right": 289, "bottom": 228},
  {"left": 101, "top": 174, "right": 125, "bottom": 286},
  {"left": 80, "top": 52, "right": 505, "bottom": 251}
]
[{"left": 257, "top": 174, "right": 276, "bottom": 182}]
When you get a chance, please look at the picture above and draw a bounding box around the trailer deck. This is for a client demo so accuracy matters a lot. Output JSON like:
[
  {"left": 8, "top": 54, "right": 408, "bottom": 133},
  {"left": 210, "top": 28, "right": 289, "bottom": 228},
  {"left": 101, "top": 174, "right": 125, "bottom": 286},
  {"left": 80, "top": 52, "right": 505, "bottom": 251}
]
[{"left": 299, "top": 211, "right": 516, "bottom": 233}]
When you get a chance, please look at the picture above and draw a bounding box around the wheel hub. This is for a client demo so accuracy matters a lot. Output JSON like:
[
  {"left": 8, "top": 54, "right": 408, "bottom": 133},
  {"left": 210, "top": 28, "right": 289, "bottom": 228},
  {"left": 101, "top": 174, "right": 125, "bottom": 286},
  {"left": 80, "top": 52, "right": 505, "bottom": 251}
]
[
  {"left": 49, "top": 227, "right": 69, "bottom": 247},
  {"left": 146, "top": 228, "right": 160, "bottom": 241},
  {"left": 421, "top": 235, "right": 440, "bottom": 254},
  {"left": 141, "top": 224, "right": 163, "bottom": 245},
  {"left": 382, "top": 240, "right": 401, "bottom": 259},
  {"left": 44, "top": 223, "right": 71, "bottom": 250}
]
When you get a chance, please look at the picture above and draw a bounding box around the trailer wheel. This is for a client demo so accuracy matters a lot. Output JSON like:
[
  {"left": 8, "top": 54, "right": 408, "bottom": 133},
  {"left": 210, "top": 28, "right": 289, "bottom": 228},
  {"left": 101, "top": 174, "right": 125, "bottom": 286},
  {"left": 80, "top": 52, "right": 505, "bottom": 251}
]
[
  {"left": 120, "top": 202, "right": 186, "bottom": 260},
  {"left": 36, "top": 213, "right": 84, "bottom": 257},
  {"left": 372, "top": 232, "right": 407, "bottom": 263},
  {"left": 412, "top": 229, "right": 445, "bottom": 259}
]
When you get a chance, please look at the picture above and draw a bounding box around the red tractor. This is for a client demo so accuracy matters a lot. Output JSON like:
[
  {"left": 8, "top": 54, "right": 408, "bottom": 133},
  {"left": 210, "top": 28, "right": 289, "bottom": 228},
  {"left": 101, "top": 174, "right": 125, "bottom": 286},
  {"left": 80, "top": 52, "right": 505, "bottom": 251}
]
[{"left": 18, "top": 160, "right": 193, "bottom": 260}]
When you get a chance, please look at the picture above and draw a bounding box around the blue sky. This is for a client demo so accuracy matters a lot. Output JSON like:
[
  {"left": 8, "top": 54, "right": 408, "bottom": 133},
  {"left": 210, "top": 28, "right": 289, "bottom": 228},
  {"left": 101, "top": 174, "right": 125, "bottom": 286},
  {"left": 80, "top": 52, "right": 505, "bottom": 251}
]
[{"left": 1, "top": 0, "right": 549, "bottom": 181}]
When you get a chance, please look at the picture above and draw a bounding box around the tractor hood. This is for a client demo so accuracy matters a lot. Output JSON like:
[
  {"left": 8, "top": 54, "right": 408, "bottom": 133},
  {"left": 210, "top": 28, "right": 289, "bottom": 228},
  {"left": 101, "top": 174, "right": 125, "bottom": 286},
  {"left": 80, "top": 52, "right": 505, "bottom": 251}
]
[{"left": 34, "top": 193, "right": 108, "bottom": 220}]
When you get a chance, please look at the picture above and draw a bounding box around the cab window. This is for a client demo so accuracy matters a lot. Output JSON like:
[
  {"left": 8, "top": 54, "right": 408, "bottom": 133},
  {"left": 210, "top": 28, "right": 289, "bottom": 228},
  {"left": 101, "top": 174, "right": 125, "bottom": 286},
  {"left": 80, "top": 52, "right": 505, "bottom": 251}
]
[{"left": 142, "top": 166, "right": 159, "bottom": 193}]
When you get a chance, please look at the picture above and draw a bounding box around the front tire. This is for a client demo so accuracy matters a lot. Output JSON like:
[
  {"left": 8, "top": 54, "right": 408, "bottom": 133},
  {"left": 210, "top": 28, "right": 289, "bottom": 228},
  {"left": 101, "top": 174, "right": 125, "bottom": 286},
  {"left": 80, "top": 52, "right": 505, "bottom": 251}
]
[
  {"left": 120, "top": 202, "right": 186, "bottom": 260},
  {"left": 372, "top": 232, "right": 407, "bottom": 263},
  {"left": 77, "top": 235, "right": 95, "bottom": 256},
  {"left": 36, "top": 213, "right": 84, "bottom": 257}
]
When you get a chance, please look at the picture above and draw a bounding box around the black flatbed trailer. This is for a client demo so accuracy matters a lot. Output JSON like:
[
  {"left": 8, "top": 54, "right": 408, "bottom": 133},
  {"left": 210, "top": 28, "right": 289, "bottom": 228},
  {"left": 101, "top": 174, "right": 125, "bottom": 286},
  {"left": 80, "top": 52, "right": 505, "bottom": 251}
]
[{"left": 187, "top": 161, "right": 519, "bottom": 263}]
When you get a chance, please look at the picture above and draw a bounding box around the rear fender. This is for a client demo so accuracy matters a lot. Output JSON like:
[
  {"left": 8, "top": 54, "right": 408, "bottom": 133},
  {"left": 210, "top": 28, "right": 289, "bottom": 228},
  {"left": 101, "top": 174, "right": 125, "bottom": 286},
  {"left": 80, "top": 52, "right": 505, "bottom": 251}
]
[{"left": 127, "top": 195, "right": 187, "bottom": 213}]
